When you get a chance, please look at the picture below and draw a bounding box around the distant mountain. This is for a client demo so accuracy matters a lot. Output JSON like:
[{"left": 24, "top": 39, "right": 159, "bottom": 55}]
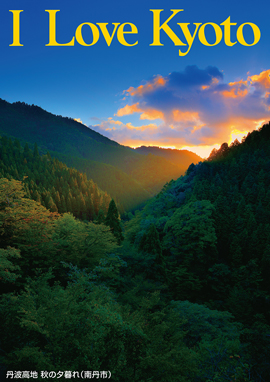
[
  {"left": 0, "top": 99, "right": 201, "bottom": 211},
  {"left": 135, "top": 146, "right": 201, "bottom": 170}
]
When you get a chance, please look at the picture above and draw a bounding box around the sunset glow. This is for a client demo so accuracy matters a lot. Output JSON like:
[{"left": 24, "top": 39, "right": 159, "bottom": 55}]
[
  {"left": 1, "top": 1, "right": 269, "bottom": 161},
  {"left": 92, "top": 67, "right": 270, "bottom": 153},
  {"left": 228, "top": 129, "right": 249, "bottom": 145}
]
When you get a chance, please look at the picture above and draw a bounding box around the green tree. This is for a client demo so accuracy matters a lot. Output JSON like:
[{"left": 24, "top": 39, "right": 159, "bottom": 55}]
[
  {"left": 0, "top": 177, "right": 61, "bottom": 282},
  {"left": 96, "top": 209, "right": 105, "bottom": 225},
  {"left": 139, "top": 224, "right": 162, "bottom": 258},
  {"left": 0, "top": 269, "right": 147, "bottom": 378},
  {"left": 105, "top": 199, "right": 124, "bottom": 244},
  {"left": 139, "top": 223, "right": 166, "bottom": 279},
  {"left": 52, "top": 213, "right": 119, "bottom": 268},
  {"left": 0, "top": 178, "right": 57, "bottom": 249},
  {"left": 0, "top": 247, "right": 21, "bottom": 284},
  {"left": 164, "top": 200, "right": 217, "bottom": 269},
  {"left": 172, "top": 301, "right": 250, "bottom": 381}
]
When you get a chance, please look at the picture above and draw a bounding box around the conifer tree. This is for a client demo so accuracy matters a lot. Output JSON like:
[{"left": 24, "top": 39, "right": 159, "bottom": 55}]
[{"left": 105, "top": 199, "right": 123, "bottom": 244}]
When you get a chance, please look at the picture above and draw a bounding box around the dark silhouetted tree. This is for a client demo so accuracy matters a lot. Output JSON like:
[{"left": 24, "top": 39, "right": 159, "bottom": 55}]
[{"left": 105, "top": 199, "right": 123, "bottom": 244}]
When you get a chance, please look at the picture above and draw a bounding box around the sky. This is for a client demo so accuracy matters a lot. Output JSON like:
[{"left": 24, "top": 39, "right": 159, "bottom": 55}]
[{"left": 0, "top": 0, "right": 270, "bottom": 157}]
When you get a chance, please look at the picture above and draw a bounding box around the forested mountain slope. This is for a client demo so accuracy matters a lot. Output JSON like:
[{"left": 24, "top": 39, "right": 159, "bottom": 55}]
[
  {"left": 4, "top": 97, "right": 269, "bottom": 380},
  {"left": 44, "top": 152, "right": 152, "bottom": 213},
  {"left": 1, "top": 124, "right": 270, "bottom": 381},
  {"left": 135, "top": 146, "right": 201, "bottom": 169},
  {"left": 0, "top": 136, "right": 111, "bottom": 220},
  {"left": 0, "top": 99, "right": 200, "bottom": 211},
  {"left": 124, "top": 122, "right": 270, "bottom": 380}
]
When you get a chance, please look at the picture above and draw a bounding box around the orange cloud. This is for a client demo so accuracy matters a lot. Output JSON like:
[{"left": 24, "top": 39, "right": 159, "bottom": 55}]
[
  {"left": 116, "top": 103, "right": 141, "bottom": 117},
  {"left": 229, "top": 80, "right": 248, "bottom": 87},
  {"left": 125, "top": 122, "right": 157, "bottom": 131},
  {"left": 108, "top": 119, "right": 122, "bottom": 125},
  {"left": 124, "top": 75, "right": 166, "bottom": 97},
  {"left": 93, "top": 67, "right": 270, "bottom": 157},
  {"left": 248, "top": 69, "right": 270, "bottom": 90},
  {"left": 222, "top": 88, "right": 248, "bottom": 98},
  {"left": 201, "top": 77, "right": 220, "bottom": 90},
  {"left": 140, "top": 110, "right": 164, "bottom": 120},
  {"left": 172, "top": 110, "right": 200, "bottom": 122},
  {"left": 221, "top": 79, "right": 249, "bottom": 98},
  {"left": 116, "top": 103, "right": 164, "bottom": 121}
]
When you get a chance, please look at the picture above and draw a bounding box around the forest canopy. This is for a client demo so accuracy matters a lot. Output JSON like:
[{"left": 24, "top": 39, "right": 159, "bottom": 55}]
[{"left": 1, "top": 120, "right": 270, "bottom": 381}]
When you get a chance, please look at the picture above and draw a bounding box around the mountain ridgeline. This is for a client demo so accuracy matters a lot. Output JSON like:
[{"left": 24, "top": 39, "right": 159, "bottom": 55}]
[
  {"left": 0, "top": 99, "right": 201, "bottom": 212},
  {"left": 135, "top": 145, "right": 202, "bottom": 169},
  {"left": 1, "top": 101, "right": 270, "bottom": 380}
]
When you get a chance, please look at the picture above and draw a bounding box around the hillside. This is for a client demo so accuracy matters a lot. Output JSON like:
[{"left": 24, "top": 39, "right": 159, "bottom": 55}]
[
  {"left": 0, "top": 136, "right": 111, "bottom": 220},
  {"left": 124, "top": 122, "right": 270, "bottom": 381},
  {"left": 135, "top": 146, "right": 201, "bottom": 170},
  {"left": 0, "top": 99, "right": 201, "bottom": 211},
  {"left": 1, "top": 123, "right": 270, "bottom": 380}
]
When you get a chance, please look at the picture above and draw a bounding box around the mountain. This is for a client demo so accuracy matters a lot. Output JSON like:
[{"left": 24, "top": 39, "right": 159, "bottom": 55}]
[
  {"left": 0, "top": 136, "right": 111, "bottom": 220},
  {"left": 1, "top": 105, "right": 270, "bottom": 379},
  {"left": 125, "top": 121, "right": 270, "bottom": 381},
  {"left": 0, "top": 99, "right": 201, "bottom": 211},
  {"left": 135, "top": 146, "right": 201, "bottom": 169}
]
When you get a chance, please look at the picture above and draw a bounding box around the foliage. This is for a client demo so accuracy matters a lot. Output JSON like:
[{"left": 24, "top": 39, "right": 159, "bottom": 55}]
[
  {"left": 3, "top": 112, "right": 270, "bottom": 380},
  {"left": 52, "top": 213, "right": 119, "bottom": 268},
  {"left": 123, "top": 122, "right": 270, "bottom": 380},
  {"left": 105, "top": 199, "right": 124, "bottom": 244},
  {"left": 164, "top": 200, "right": 217, "bottom": 266},
  {"left": 0, "top": 136, "right": 111, "bottom": 219},
  {"left": 172, "top": 301, "right": 250, "bottom": 381},
  {"left": 0, "top": 247, "right": 21, "bottom": 283},
  {"left": 0, "top": 269, "right": 197, "bottom": 382},
  {"left": 0, "top": 270, "right": 147, "bottom": 378},
  {"left": 0, "top": 177, "right": 57, "bottom": 243}
]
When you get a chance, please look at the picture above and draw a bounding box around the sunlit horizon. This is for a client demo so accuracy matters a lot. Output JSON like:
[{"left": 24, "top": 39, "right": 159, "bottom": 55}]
[
  {"left": 112, "top": 126, "right": 261, "bottom": 159},
  {"left": 128, "top": 143, "right": 220, "bottom": 159}
]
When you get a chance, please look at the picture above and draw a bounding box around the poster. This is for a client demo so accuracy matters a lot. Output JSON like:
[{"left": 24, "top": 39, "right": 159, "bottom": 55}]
[{"left": 1, "top": 0, "right": 270, "bottom": 380}]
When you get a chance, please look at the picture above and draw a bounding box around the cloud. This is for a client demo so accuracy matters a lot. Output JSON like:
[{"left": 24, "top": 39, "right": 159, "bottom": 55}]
[
  {"left": 115, "top": 103, "right": 142, "bottom": 116},
  {"left": 124, "top": 75, "right": 167, "bottom": 97},
  {"left": 92, "top": 118, "right": 158, "bottom": 143},
  {"left": 167, "top": 65, "right": 223, "bottom": 88},
  {"left": 74, "top": 118, "right": 84, "bottom": 124},
  {"left": 248, "top": 70, "right": 270, "bottom": 90},
  {"left": 221, "top": 80, "right": 248, "bottom": 98},
  {"left": 90, "top": 116, "right": 101, "bottom": 121},
  {"left": 115, "top": 103, "right": 164, "bottom": 120},
  {"left": 91, "top": 66, "right": 270, "bottom": 152}
]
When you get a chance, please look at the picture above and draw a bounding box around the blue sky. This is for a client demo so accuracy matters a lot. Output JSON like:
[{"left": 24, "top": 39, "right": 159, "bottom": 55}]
[{"left": 1, "top": 0, "right": 269, "bottom": 156}]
